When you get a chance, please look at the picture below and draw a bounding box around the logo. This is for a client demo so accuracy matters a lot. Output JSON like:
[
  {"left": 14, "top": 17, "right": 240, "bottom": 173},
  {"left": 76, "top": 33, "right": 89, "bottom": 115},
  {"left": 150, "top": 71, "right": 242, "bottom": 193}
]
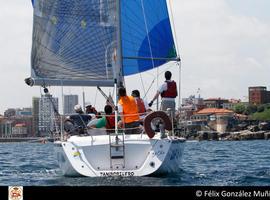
[{"left": 9, "top": 186, "right": 23, "bottom": 200}]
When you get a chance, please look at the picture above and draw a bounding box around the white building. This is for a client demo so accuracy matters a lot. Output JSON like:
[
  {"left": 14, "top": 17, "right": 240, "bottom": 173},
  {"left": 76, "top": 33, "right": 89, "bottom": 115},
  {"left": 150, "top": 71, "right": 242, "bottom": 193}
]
[
  {"left": 15, "top": 107, "right": 32, "bottom": 116},
  {"left": 12, "top": 123, "right": 28, "bottom": 137},
  {"left": 38, "top": 94, "right": 59, "bottom": 136},
  {"left": 64, "top": 95, "right": 78, "bottom": 115},
  {"left": 182, "top": 95, "right": 204, "bottom": 107}
]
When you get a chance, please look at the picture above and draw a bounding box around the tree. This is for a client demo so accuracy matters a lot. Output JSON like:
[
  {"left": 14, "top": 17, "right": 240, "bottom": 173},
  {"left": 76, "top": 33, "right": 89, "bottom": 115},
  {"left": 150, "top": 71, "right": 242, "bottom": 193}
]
[
  {"left": 233, "top": 104, "right": 245, "bottom": 114},
  {"left": 257, "top": 105, "right": 265, "bottom": 113},
  {"left": 245, "top": 104, "right": 257, "bottom": 115}
]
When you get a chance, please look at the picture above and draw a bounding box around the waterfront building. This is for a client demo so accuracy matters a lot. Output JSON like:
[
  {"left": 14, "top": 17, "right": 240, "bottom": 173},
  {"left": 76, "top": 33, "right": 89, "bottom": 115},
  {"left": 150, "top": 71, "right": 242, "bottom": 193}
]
[
  {"left": 63, "top": 94, "right": 78, "bottom": 115},
  {"left": 191, "top": 108, "right": 234, "bottom": 133},
  {"left": 204, "top": 98, "right": 229, "bottom": 109},
  {"left": 15, "top": 108, "right": 32, "bottom": 116},
  {"left": 223, "top": 99, "right": 241, "bottom": 110},
  {"left": 0, "top": 113, "right": 33, "bottom": 138},
  {"left": 249, "top": 86, "right": 270, "bottom": 105},
  {"left": 180, "top": 95, "right": 205, "bottom": 120},
  {"left": 32, "top": 97, "right": 40, "bottom": 137},
  {"left": 0, "top": 119, "right": 13, "bottom": 138},
  {"left": 12, "top": 123, "right": 28, "bottom": 138},
  {"left": 4, "top": 108, "right": 16, "bottom": 118},
  {"left": 38, "top": 94, "right": 59, "bottom": 137}
]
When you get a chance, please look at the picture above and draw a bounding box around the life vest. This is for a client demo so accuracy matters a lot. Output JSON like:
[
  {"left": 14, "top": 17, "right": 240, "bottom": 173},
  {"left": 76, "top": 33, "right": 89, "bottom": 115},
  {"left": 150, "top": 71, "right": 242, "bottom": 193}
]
[
  {"left": 118, "top": 96, "right": 140, "bottom": 123},
  {"left": 135, "top": 98, "right": 146, "bottom": 115},
  {"left": 105, "top": 114, "right": 115, "bottom": 130},
  {"left": 161, "top": 81, "right": 177, "bottom": 98}
]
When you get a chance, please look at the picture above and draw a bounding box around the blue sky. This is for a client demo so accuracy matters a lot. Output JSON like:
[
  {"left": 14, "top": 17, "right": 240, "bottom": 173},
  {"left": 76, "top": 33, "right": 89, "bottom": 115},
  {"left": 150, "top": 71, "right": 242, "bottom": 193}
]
[{"left": 0, "top": 0, "right": 270, "bottom": 114}]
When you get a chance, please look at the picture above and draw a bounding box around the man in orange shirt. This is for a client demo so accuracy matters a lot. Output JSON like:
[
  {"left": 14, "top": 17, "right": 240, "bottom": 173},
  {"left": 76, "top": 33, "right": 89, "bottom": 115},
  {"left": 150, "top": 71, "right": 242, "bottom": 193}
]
[{"left": 118, "top": 87, "right": 141, "bottom": 134}]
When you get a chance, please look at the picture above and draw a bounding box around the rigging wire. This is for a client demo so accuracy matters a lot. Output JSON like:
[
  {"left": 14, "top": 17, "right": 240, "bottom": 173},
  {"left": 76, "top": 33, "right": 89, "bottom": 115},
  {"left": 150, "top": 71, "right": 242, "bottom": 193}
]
[
  {"left": 140, "top": 0, "right": 158, "bottom": 109},
  {"left": 142, "top": 61, "right": 176, "bottom": 99},
  {"left": 61, "top": 81, "right": 64, "bottom": 141},
  {"left": 143, "top": 78, "right": 155, "bottom": 100},
  {"left": 94, "top": 87, "right": 98, "bottom": 108},
  {"left": 139, "top": 73, "right": 147, "bottom": 100},
  {"left": 168, "top": 0, "right": 181, "bottom": 56},
  {"left": 82, "top": 87, "right": 86, "bottom": 112},
  {"left": 168, "top": 0, "right": 182, "bottom": 109}
]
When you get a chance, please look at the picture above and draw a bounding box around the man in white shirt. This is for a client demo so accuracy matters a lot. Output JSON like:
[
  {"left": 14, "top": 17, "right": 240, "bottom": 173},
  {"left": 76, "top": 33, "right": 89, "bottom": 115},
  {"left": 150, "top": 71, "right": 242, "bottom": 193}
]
[{"left": 149, "top": 71, "right": 177, "bottom": 117}]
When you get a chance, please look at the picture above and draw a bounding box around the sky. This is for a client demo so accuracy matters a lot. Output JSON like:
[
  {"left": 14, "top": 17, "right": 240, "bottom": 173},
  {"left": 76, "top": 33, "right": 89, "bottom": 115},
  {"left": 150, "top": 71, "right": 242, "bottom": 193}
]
[{"left": 0, "top": 0, "right": 270, "bottom": 114}]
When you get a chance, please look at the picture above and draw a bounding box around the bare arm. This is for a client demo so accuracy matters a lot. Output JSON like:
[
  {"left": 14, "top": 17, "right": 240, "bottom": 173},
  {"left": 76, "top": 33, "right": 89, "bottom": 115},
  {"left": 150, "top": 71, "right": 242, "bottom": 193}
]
[{"left": 151, "top": 91, "right": 160, "bottom": 102}]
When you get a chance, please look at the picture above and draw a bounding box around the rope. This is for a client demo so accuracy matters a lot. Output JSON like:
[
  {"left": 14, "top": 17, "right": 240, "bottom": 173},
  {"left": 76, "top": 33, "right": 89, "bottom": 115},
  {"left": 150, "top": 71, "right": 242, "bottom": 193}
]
[
  {"left": 139, "top": 73, "right": 147, "bottom": 100},
  {"left": 168, "top": 0, "right": 182, "bottom": 110},
  {"left": 140, "top": 0, "right": 155, "bottom": 71},
  {"left": 94, "top": 87, "right": 98, "bottom": 107}
]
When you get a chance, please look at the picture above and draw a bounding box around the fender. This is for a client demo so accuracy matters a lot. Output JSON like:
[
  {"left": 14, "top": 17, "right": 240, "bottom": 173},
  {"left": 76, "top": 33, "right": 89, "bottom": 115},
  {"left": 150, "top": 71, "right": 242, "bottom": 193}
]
[{"left": 143, "top": 111, "right": 172, "bottom": 138}]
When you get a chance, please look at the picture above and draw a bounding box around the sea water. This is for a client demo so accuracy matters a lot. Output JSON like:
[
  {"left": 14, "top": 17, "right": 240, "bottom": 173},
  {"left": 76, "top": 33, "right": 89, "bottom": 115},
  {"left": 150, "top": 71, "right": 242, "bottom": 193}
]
[{"left": 0, "top": 140, "right": 269, "bottom": 186}]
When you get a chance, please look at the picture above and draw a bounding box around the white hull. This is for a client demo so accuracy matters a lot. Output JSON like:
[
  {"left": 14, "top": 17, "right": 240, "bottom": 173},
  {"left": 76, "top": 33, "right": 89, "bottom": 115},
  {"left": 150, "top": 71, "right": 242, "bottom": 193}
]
[{"left": 54, "top": 133, "right": 185, "bottom": 177}]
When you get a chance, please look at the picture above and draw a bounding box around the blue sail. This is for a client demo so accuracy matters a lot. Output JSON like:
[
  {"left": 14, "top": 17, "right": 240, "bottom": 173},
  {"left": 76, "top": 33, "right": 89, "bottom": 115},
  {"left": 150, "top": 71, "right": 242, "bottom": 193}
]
[
  {"left": 31, "top": 0, "right": 117, "bottom": 86},
  {"left": 121, "top": 0, "right": 178, "bottom": 76}
]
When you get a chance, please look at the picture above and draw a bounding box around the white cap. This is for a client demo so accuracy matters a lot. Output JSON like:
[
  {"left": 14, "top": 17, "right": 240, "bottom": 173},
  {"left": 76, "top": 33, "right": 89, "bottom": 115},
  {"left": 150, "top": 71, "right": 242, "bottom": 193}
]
[{"left": 74, "top": 104, "right": 82, "bottom": 112}]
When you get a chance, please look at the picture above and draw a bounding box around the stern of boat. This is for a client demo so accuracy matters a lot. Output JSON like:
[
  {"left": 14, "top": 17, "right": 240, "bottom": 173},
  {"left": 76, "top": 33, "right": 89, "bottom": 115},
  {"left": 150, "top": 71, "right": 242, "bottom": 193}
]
[{"left": 54, "top": 134, "right": 185, "bottom": 177}]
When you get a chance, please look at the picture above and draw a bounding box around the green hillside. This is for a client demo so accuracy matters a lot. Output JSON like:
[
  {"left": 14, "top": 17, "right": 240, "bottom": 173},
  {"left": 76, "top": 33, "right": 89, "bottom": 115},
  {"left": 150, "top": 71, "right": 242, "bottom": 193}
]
[{"left": 252, "top": 107, "right": 270, "bottom": 121}]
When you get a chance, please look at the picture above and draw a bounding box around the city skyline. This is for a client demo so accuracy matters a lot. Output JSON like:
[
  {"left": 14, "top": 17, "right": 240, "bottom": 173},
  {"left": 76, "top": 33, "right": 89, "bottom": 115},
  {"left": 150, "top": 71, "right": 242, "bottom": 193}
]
[{"left": 1, "top": 0, "right": 270, "bottom": 114}]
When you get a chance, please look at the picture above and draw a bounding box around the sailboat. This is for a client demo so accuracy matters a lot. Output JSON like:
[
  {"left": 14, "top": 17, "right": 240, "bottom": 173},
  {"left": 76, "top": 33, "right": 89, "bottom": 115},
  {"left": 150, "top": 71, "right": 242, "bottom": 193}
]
[{"left": 26, "top": 0, "right": 185, "bottom": 177}]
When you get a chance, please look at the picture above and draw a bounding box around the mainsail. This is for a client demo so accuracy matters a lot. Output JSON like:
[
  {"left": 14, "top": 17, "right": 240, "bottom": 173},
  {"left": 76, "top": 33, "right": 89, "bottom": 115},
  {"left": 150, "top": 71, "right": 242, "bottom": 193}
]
[
  {"left": 31, "top": 0, "right": 117, "bottom": 86},
  {"left": 29, "top": 0, "right": 178, "bottom": 87}
]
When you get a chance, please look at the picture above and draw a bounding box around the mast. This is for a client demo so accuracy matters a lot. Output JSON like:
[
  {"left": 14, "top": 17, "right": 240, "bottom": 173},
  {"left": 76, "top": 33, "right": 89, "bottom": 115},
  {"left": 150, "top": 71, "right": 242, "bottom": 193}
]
[
  {"left": 114, "top": 0, "right": 123, "bottom": 137},
  {"left": 116, "top": 0, "right": 124, "bottom": 87},
  {"left": 82, "top": 88, "right": 86, "bottom": 112}
]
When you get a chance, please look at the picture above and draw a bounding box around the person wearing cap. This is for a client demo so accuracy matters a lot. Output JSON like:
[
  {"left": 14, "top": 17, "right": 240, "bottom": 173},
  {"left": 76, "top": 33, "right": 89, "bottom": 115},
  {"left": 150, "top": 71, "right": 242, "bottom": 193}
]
[
  {"left": 85, "top": 104, "right": 98, "bottom": 115},
  {"left": 74, "top": 104, "right": 84, "bottom": 114},
  {"left": 67, "top": 104, "right": 92, "bottom": 135}
]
